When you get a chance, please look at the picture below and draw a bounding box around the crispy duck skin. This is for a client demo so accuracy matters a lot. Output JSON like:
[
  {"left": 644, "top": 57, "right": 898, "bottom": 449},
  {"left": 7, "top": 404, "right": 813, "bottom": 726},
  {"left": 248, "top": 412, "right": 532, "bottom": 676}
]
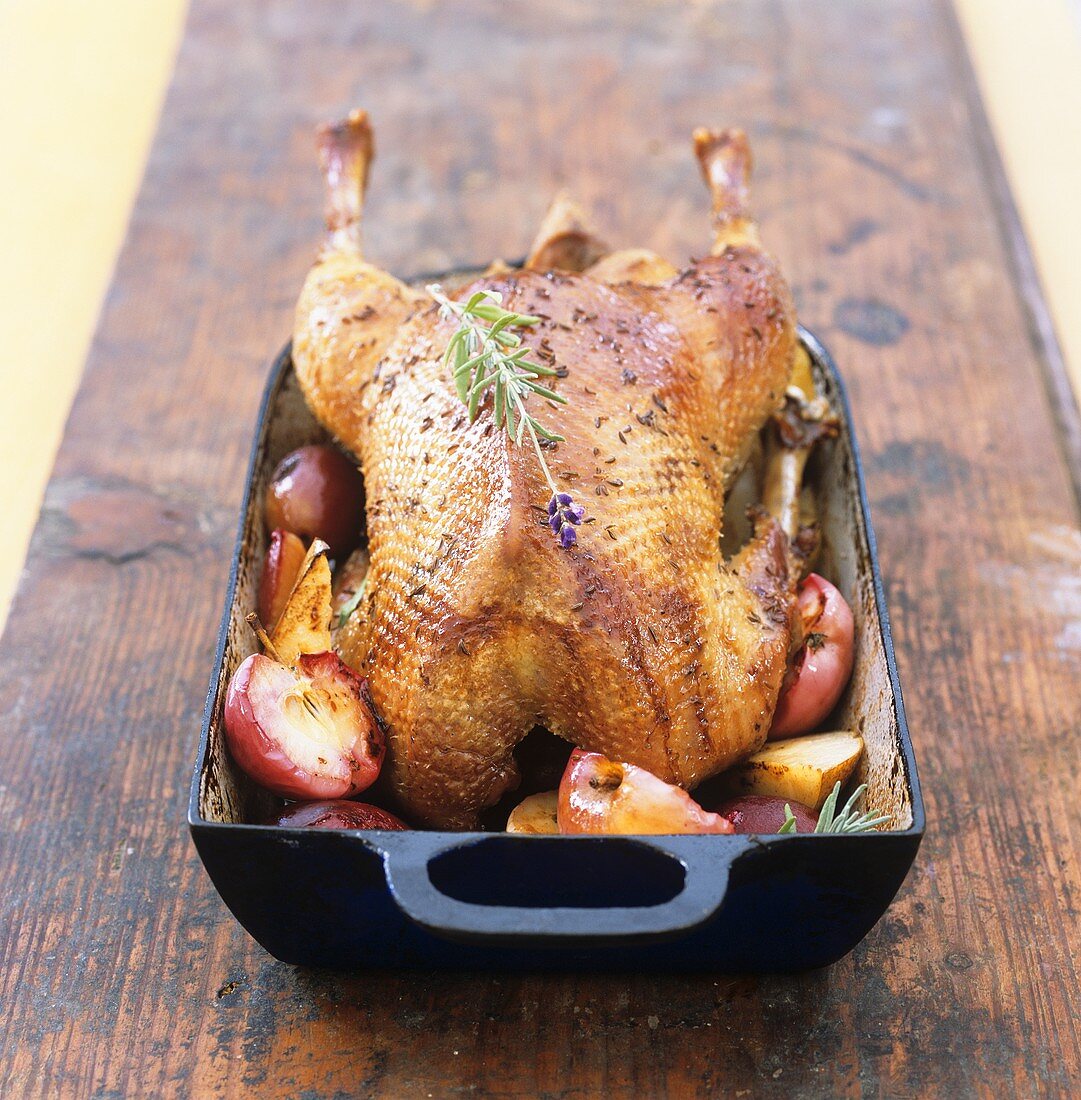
[{"left": 293, "top": 111, "right": 798, "bottom": 827}]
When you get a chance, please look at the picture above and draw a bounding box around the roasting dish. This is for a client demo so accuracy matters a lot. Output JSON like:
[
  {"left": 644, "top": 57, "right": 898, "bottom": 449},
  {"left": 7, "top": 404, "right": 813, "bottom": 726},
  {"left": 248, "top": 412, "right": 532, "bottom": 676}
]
[{"left": 189, "top": 303, "right": 923, "bottom": 971}]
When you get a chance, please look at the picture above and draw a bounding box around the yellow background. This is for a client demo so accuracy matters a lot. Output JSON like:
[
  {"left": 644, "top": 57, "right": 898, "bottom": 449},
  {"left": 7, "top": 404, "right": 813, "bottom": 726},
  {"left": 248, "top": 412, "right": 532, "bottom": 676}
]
[{"left": 1, "top": 0, "right": 1078, "bottom": 630}]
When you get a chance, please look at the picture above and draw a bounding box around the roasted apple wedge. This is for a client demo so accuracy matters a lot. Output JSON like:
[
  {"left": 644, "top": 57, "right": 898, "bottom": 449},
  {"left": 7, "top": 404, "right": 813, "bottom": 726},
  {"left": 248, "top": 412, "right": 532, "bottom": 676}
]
[
  {"left": 270, "top": 538, "right": 333, "bottom": 665},
  {"left": 224, "top": 649, "right": 384, "bottom": 800},
  {"left": 331, "top": 545, "right": 370, "bottom": 629},
  {"left": 726, "top": 730, "right": 863, "bottom": 810},
  {"left": 558, "top": 750, "right": 735, "bottom": 835},
  {"left": 506, "top": 790, "right": 559, "bottom": 834},
  {"left": 258, "top": 528, "right": 307, "bottom": 630}
]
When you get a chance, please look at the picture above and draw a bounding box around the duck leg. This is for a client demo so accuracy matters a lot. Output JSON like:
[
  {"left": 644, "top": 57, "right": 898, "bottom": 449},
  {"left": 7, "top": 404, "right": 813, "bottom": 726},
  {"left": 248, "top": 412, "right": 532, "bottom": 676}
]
[
  {"left": 693, "top": 127, "right": 761, "bottom": 252},
  {"left": 293, "top": 110, "right": 426, "bottom": 453},
  {"left": 762, "top": 390, "right": 838, "bottom": 545}
]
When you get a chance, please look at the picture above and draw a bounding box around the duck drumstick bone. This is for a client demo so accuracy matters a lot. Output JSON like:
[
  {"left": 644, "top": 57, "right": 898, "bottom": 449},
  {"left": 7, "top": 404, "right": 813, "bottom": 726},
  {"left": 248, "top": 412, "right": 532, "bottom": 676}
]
[{"left": 762, "top": 386, "right": 839, "bottom": 546}]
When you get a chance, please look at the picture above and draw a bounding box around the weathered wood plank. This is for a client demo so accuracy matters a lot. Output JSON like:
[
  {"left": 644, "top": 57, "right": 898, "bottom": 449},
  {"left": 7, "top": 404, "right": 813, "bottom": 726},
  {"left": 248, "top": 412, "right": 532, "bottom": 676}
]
[{"left": 1, "top": 1, "right": 1078, "bottom": 1096}]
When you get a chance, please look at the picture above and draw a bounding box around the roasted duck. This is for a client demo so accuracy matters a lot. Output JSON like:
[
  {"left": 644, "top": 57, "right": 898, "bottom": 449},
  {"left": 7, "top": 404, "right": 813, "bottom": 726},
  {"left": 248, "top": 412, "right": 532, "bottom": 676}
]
[{"left": 293, "top": 111, "right": 801, "bottom": 828}]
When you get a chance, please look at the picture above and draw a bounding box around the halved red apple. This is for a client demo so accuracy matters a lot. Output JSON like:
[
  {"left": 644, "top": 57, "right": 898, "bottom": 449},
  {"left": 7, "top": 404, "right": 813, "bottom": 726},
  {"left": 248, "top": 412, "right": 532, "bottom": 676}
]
[
  {"left": 558, "top": 750, "right": 734, "bottom": 835},
  {"left": 224, "top": 650, "right": 384, "bottom": 800},
  {"left": 272, "top": 799, "right": 407, "bottom": 830}
]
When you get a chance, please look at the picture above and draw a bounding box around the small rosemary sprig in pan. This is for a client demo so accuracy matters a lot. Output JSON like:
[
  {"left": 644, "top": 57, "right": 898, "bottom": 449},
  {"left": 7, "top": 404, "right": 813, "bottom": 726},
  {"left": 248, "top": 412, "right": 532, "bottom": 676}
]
[
  {"left": 335, "top": 577, "right": 367, "bottom": 629},
  {"left": 427, "top": 284, "right": 584, "bottom": 548},
  {"left": 778, "top": 781, "right": 892, "bottom": 834}
]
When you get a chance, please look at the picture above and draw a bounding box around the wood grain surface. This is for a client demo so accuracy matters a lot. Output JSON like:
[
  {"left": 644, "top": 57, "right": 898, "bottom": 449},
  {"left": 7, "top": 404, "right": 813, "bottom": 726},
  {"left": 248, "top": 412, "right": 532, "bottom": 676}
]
[{"left": 1, "top": 1, "right": 1079, "bottom": 1096}]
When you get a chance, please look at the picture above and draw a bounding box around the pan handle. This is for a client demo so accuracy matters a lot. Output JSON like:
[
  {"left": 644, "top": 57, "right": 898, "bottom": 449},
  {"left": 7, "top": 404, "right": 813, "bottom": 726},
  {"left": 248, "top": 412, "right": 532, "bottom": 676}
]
[{"left": 381, "top": 834, "right": 752, "bottom": 945}]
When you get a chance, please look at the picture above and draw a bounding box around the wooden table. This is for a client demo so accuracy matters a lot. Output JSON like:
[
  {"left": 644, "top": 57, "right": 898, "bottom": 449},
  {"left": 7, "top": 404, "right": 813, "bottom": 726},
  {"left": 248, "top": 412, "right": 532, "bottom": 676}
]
[{"left": 2, "top": 2, "right": 1078, "bottom": 1095}]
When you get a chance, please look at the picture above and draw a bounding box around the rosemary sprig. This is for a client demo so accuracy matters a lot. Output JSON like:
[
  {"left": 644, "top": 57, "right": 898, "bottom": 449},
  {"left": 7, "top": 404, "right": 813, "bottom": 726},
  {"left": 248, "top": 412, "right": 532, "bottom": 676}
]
[
  {"left": 778, "top": 781, "right": 892, "bottom": 834},
  {"left": 428, "top": 284, "right": 584, "bottom": 548},
  {"left": 815, "top": 782, "right": 892, "bottom": 833},
  {"left": 335, "top": 577, "right": 367, "bottom": 629}
]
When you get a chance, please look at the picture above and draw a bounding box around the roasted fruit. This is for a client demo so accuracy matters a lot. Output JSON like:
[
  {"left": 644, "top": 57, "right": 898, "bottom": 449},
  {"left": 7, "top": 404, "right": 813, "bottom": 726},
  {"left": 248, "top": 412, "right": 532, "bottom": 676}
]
[
  {"left": 258, "top": 528, "right": 307, "bottom": 629},
  {"left": 273, "top": 799, "right": 407, "bottom": 830},
  {"left": 726, "top": 730, "right": 863, "bottom": 810},
  {"left": 718, "top": 794, "right": 818, "bottom": 834},
  {"left": 331, "top": 545, "right": 370, "bottom": 626},
  {"left": 264, "top": 444, "right": 364, "bottom": 557},
  {"left": 769, "top": 573, "right": 855, "bottom": 739},
  {"left": 224, "top": 650, "right": 384, "bottom": 800},
  {"left": 558, "top": 750, "right": 734, "bottom": 835},
  {"left": 505, "top": 790, "right": 559, "bottom": 834},
  {"left": 269, "top": 539, "right": 333, "bottom": 665}
]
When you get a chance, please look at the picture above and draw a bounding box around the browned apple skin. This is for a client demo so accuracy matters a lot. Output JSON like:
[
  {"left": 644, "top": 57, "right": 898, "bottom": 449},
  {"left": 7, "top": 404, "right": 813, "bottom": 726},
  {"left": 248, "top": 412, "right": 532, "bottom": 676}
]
[
  {"left": 769, "top": 573, "right": 855, "bottom": 739},
  {"left": 272, "top": 800, "right": 408, "bottom": 831},
  {"left": 258, "top": 528, "right": 307, "bottom": 629},
  {"left": 264, "top": 444, "right": 364, "bottom": 558},
  {"left": 717, "top": 795, "right": 819, "bottom": 834}
]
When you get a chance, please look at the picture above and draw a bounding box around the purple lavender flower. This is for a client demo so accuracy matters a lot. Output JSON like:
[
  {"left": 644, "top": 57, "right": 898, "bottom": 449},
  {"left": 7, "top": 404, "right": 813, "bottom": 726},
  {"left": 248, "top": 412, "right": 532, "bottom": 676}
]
[{"left": 547, "top": 492, "right": 584, "bottom": 548}]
